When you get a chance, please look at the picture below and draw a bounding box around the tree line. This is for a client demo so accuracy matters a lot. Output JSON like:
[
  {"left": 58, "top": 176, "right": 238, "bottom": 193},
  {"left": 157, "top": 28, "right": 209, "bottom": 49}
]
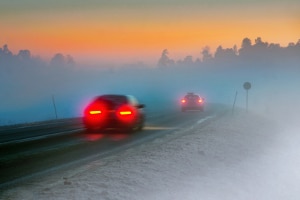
[
  {"left": 0, "top": 44, "right": 75, "bottom": 70},
  {"left": 157, "top": 37, "right": 300, "bottom": 68},
  {"left": 1, "top": 36, "right": 299, "bottom": 71}
]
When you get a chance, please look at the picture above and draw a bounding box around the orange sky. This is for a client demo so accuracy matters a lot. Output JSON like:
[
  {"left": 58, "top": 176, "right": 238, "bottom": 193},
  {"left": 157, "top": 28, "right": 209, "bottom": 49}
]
[{"left": 1, "top": 1, "right": 299, "bottom": 66}]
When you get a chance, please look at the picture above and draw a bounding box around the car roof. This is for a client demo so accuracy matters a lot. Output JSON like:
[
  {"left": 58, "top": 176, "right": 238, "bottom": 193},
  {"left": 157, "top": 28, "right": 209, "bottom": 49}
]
[
  {"left": 93, "top": 94, "right": 140, "bottom": 105},
  {"left": 185, "top": 92, "right": 199, "bottom": 96},
  {"left": 100, "top": 94, "right": 127, "bottom": 98},
  {"left": 94, "top": 94, "right": 127, "bottom": 101}
]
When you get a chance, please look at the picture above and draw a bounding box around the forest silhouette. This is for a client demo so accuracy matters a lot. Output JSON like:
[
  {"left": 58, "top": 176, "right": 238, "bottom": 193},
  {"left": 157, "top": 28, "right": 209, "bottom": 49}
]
[
  {"left": 157, "top": 37, "right": 300, "bottom": 68},
  {"left": 1, "top": 37, "right": 300, "bottom": 71}
]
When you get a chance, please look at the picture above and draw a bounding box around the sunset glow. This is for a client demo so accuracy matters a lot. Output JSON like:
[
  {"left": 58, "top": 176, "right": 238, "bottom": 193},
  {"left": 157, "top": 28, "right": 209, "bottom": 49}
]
[{"left": 1, "top": 0, "right": 299, "bottom": 65}]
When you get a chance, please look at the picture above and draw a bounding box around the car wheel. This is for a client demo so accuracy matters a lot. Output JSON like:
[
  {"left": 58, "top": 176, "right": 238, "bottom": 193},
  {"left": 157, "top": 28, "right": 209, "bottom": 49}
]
[
  {"left": 137, "top": 121, "right": 144, "bottom": 131},
  {"left": 122, "top": 126, "right": 135, "bottom": 133}
]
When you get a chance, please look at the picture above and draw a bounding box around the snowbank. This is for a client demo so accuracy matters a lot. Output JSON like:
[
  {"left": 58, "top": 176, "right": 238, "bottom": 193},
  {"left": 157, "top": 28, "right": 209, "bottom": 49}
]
[{"left": 1, "top": 111, "right": 300, "bottom": 200}]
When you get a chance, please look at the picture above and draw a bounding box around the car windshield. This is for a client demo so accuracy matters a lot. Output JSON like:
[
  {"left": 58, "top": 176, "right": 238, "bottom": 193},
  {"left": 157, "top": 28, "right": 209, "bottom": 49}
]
[{"left": 95, "top": 95, "right": 128, "bottom": 109}]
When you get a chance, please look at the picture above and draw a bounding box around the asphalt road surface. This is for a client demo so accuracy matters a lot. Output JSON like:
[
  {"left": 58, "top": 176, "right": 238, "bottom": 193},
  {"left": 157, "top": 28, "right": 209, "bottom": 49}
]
[{"left": 0, "top": 104, "right": 227, "bottom": 189}]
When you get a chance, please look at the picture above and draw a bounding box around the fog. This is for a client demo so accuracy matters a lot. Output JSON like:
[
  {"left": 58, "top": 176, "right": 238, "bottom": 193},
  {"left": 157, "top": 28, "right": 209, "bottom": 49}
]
[
  {"left": 2, "top": 99, "right": 300, "bottom": 200},
  {"left": 1, "top": 39, "right": 300, "bottom": 200},
  {"left": 0, "top": 38, "right": 300, "bottom": 125}
]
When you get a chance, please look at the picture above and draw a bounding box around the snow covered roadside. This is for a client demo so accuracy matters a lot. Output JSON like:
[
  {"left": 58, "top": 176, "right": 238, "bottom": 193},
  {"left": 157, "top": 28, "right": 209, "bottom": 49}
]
[{"left": 1, "top": 111, "right": 300, "bottom": 200}]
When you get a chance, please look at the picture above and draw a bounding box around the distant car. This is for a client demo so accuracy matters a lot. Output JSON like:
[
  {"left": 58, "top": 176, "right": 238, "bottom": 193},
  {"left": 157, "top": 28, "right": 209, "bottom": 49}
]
[
  {"left": 83, "top": 94, "right": 145, "bottom": 132},
  {"left": 181, "top": 92, "right": 204, "bottom": 112}
]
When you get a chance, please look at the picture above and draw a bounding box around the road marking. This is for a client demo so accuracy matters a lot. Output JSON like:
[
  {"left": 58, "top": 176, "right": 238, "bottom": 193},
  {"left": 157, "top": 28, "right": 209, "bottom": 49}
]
[
  {"left": 197, "top": 115, "right": 216, "bottom": 124},
  {"left": 0, "top": 128, "right": 85, "bottom": 145},
  {"left": 145, "top": 126, "right": 178, "bottom": 130}
]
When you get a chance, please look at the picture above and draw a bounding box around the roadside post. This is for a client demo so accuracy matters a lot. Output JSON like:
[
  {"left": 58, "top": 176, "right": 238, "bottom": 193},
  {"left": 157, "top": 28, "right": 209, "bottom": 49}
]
[
  {"left": 52, "top": 95, "right": 58, "bottom": 119},
  {"left": 232, "top": 91, "right": 238, "bottom": 115},
  {"left": 243, "top": 82, "right": 251, "bottom": 112}
]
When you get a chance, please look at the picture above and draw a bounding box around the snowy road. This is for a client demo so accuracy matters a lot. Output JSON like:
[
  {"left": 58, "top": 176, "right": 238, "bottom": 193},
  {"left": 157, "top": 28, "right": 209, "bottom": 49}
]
[
  {"left": 0, "top": 104, "right": 222, "bottom": 189},
  {"left": 1, "top": 105, "right": 300, "bottom": 200}
]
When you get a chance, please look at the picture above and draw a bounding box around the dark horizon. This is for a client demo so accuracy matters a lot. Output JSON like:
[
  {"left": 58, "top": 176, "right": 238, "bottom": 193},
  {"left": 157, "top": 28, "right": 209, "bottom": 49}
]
[{"left": 1, "top": 37, "right": 300, "bottom": 68}]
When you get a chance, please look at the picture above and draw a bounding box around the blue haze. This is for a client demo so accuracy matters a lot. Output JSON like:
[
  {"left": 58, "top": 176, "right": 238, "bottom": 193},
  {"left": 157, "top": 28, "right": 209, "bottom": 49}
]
[{"left": 0, "top": 37, "right": 300, "bottom": 125}]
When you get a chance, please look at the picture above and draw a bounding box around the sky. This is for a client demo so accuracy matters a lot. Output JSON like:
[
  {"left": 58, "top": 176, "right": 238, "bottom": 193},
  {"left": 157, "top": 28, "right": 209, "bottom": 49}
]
[{"left": 1, "top": 0, "right": 299, "bottom": 65}]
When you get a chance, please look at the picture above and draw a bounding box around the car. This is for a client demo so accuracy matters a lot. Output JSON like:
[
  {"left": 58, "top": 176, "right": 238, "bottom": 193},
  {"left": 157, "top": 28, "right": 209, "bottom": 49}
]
[
  {"left": 83, "top": 94, "right": 145, "bottom": 132},
  {"left": 181, "top": 92, "right": 204, "bottom": 112}
]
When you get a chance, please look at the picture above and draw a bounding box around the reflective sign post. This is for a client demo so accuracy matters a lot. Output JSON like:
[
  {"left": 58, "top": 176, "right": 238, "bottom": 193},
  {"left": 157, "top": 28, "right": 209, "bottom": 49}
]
[
  {"left": 52, "top": 95, "right": 58, "bottom": 119},
  {"left": 232, "top": 91, "right": 238, "bottom": 115},
  {"left": 243, "top": 82, "right": 251, "bottom": 112}
]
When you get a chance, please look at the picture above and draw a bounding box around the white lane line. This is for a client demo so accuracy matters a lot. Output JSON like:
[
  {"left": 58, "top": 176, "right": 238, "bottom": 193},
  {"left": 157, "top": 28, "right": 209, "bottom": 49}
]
[
  {"left": 145, "top": 126, "right": 178, "bottom": 130},
  {"left": 197, "top": 115, "right": 216, "bottom": 124},
  {"left": 0, "top": 128, "right": 85, "bottom": 145}
]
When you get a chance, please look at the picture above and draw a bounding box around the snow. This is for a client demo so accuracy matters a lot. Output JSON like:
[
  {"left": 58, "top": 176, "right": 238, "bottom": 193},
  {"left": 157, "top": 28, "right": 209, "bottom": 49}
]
[{"left": 1, "top": 110, "right": 300, "bottom": 200}]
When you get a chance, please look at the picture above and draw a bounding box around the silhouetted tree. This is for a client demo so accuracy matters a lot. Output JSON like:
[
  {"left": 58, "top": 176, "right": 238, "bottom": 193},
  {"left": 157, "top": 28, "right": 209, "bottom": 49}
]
[
  {"left": 2, "top": 44, "right": 13, "bottom": 57},
  {"left": 17, "top": 50, "right": 31, "bottom": 61},
  {"left": 214, "top": 45, "right": 237, "bottom": 62},
  {"left": 194, "top": 58, "right": 201, "bottom": 65},
  {"left": 50, "top": 53, "right": 65, "bottom": 66},
  {"left": 157, "top": 49, "right": 174, "bottom": 67},
  {"left": 241, "top": 38, "right": 252, "bottom": 49},
  {"left": 254, "top": 37, "right": 268, "bottom": 47},
  {"left": 183, "top": 55, "right": 194, "bottom": 65},
  {"left": 239, "top": 37, "right": 252, "bottom": 58},
  {"left": 0, "top": 44, "right": 13, "bottom": 60},
  {"left": 201, "top": 46, "right": 213, "bottom": 63},
  {"left": 285, "top": 39, "right": 300, "bottom": 64},
  {"left": 0, "top": 44, "right": 15, "bottom": 68},
  {"left": 253, "top": 37, "right": 268, "bottom": 55},
  {"left": 66, "top": 55, "right": 75, "bottom": 66}
]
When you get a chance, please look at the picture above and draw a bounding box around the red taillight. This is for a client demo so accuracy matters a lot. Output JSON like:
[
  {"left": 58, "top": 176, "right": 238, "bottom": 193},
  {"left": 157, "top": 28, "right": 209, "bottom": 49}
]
[
  {"left": 119, "top": 111, "right": 132, "bottom": 115},
  {"left": 84, "top": 102, "right": 107, "bottom": 124},
  {"left": 89, "top": 110, "right": 102, "bottom": 115},
  {"left": 198, "top": 98, "right": 203, "bottom": 103},
  {"left": 181, "top": 99, "right": 186, "bottom": 103},
  {"left": 84, "top": 102, "right": 106, "bottom": 118},
  {"left": 117, "top": 105, "right": 136, "bottom": 123}
]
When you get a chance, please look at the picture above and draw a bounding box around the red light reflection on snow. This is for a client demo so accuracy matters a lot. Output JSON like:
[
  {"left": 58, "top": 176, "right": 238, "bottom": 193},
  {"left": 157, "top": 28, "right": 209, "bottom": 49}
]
[
  {"left": 85, "top": 133, "right": 105, "bottom": 141},
  {"left": 109, "top": 133, "right": 129, "bottom": 141}
]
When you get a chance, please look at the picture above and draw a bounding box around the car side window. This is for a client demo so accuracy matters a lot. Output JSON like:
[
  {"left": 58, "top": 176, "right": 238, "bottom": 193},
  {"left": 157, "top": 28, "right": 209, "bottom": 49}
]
[{"left": 127, "top": 95, "right": 139, "bottom": 106}]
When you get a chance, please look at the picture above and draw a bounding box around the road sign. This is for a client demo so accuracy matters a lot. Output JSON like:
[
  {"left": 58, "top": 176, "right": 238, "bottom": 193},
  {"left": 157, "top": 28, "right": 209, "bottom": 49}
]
[
  {"left": 243, "top": 82, "right": 251, "bottom": 112},
  {"left": 243, "top": 82, "right": 251, "bottom": 90}
]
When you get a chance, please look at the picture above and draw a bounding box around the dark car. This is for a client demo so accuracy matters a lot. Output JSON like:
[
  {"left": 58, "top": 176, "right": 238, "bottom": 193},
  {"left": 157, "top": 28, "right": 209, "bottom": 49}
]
[
  {"left": 181, "top": 92, "right": 204, "bottom": 112},
  {"left": 83, "top": 94, "right": 145, "bottom": 132}
]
